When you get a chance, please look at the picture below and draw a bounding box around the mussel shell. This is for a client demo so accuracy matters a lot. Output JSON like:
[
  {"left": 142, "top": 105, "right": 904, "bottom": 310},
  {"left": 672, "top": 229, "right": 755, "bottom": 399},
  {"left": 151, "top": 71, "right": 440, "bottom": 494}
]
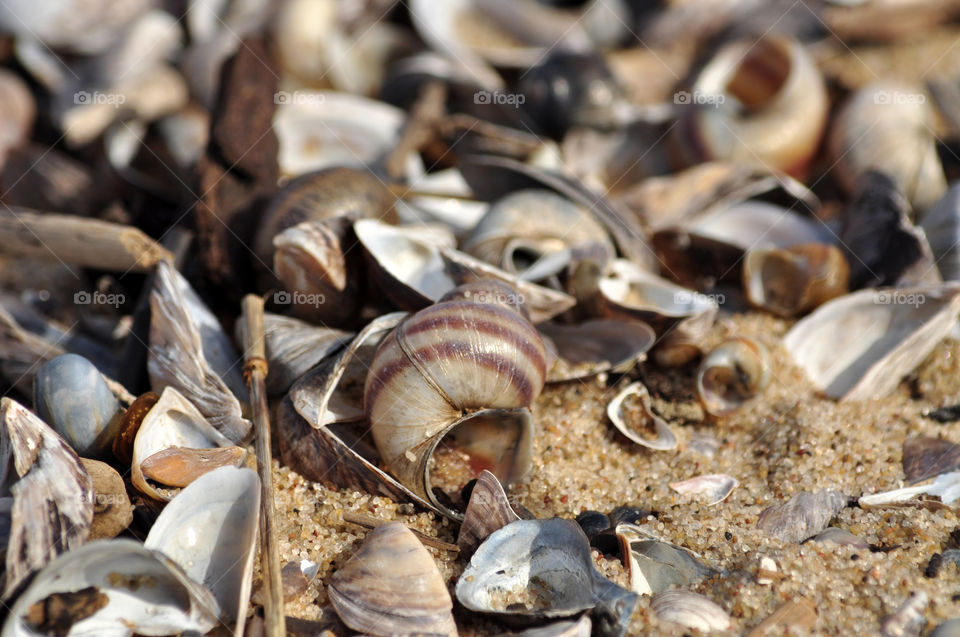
[
  {"left": 33, "top": 353, "right": 122, "bottom": 458},
  {"left": 606, "top": 382, "right": 678, "bottom": 451}
]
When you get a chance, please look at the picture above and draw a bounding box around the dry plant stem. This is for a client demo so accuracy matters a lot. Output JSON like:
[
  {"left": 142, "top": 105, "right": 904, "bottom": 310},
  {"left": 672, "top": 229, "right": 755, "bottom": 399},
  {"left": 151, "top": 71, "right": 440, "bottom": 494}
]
[
  {"left": 0, "top": 208, "right": 172, "bottom": 271},
  {"left": 342, "top": 511, "right": 460, "bottom": 553},
  {"left": 241, "top": 294, "right": 286, "bottom": 637},
  {"left": 384, "top": 183, "right": 478, "bottom": 203},
  {"left": 383, "top": 80, "right": 447, "bottom": 179}
]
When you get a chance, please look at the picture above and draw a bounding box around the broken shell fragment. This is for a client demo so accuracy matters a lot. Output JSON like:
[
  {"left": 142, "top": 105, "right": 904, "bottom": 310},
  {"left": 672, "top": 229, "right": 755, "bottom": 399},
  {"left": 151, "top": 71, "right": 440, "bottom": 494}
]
[
  {"left": 650, "top": 590, "right": 731, "bottom": 632},
  {"left": 757, "top": 490, "right": 847, "bottom": 542},
  {"left": 696, "top": 338, "right": 770, "bottom": 416},
  {"left": 806, "top": 527, "right": 869, "bottom": 549},
  {"left": 615, "top": 523, "right": 715, "bottom": 596},
  {"left": 33, "top": 353, "right": 123, "bottom": 458},
  {"left": 456, "top": 470, "right": 520, "bottom": 557},
  {"left": 139, "top": 445, "right": 247, "bottom": 487},
  {"left": 261, "top": 312, "right": 353, "bottom": 395},
  {"left": 145, "top": 466, "right": 260, "bottom": 635},
  {"left": 783, "top": 284, "right": 960, "bottom": 401},
  {"left": 606, "top": 382, "right": 678, "bottom": 451},
  {"left": 880, "top": 592, "right": 928, "bottom": 637},
  {"left": 672, "top": 35, "right": 828, "bottom": 178},
  {"left": 329, "top": 521, "right": 457, "bottom": 637},
  {"left": 539, "top": 319, "right": 654, "bottom": 382},
  {"left": 365, "top": 286, "right": 547, "bottom": 518},
  {"left": 148, "top": 260, "right": 251, "bottom": 443},
  {"left": 456, "top": 518, "right": 638, "bottom": 637},
  {"left": 743, "top": 244, "right": 849, "bottom": 317},
  {"left": 2, "top": 539, "right": 220, "bottom": 637},
  {"left": 669, "top": 474, "right": 738, "bottom": 505},
  {"left": 920, "top": 183, "right": 960, "bottom": 282},
  {"left": 131, "top": 387, "right": 242, "bottom": 501},
  {"left": 0, "top": 398, "right": 94, "bottom": 599},
  {"left": 903, "top": 435, "right": 960, "bottom": 483}
]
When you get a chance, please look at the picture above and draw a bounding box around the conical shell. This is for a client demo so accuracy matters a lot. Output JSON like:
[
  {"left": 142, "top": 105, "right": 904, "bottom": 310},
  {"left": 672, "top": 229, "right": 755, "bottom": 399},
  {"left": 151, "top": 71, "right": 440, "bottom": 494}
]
[{"left": 697, "top": 338, "right": 771, "bottom": 416}]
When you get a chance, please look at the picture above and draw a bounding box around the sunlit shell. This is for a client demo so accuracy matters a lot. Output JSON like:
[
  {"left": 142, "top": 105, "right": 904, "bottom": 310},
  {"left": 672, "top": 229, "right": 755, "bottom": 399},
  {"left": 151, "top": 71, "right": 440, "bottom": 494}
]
[
  {"left": 650, "top": 591, "right": 731, "bottom": 632},
  {"left": 696, "top": 338, "right": 770, "bottom": 416},
  {"left": 757, "top": 490, "right": 847, "bottom": 542},
  {"left": 606, "top": 383, "right": 678, "bottom": 451},
  {"left": 668, "top": 474, "right": 738, "bottom": 505}
]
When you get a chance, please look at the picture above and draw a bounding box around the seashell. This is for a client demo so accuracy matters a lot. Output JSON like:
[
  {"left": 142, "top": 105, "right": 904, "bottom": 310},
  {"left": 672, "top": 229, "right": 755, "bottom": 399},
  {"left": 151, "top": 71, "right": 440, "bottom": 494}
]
[
  {"left": 131, "top": 387, "right": 242, "bottom": 501},
  {"left": 272, "top": 219, "right": 359, "bottom": 325},
  {"left": 273, "top": 91, "right": 423, "bottom": 179},
  {"left": 881, "top": 592, "right": 928, "bottom": 637},
  {"left": 0, "top": 70, "right": 34, "bottom": 168},
  {"left": 365, "top": 286, "right": 547, "bottom": 518},
  {"left": 621, "top": 161, "right": 819, "bottom": 234},
  {"left": 748, "top": 596, "right": 818, "bottom": 634},
  {"left": 839, "top": 171, "right": 938, "bottom": 289},
  {"left": 806, "top": 527, "right": 869, "bottom": 549},
  {"left": 145, "top": 466, "right": 260, "bottom": 635},
  {"left": 860, "top": 471, "right": 960, "bottom": 508},
  {"left": 576, "top": 510, "right": 612, "bottom": 540},
  {"left": 696, "top": 338, "right": 770, "bottom": 416},
  {"left": 79, "top": 458, "right": 133, "bottom": 540},
  {"left": 281, "top": 313, "right": 442, "bottom": 510},
  {"left": 458, "top": 154, "right": 655, "bottom": 269},
  {"left": 1, "top": 538, "right": 220, "bottom": 637},
  {"left": 0, "top": 0, "right": 149, "bottom": 56},
  {"left": 140, "top": 445, "right": 247, "bottom": 488},
  {"left": 756, "top": 490, "right": 847, "bottom": 543},
  {"left": 356, "top": 219, "right": 576, "bottom": 323},
  {"left": 253, "top": 166, "right": 397, "bottom": 278},
  {"left": 606, "top": 382, "right": 678, "bottom": 451},
  {"left": 112, "top": 391, "right": 157, "bottom": 466},
  {"left": 0, "top": 398, "right": 94, "bottom": 598},
  {"left": 650, "top": 590, "right": 731, "bottom": 632},
  {"left": 671, "top": 35, "right": 828, "bottom": 178},
  {"left": 930, "top": 619, "right": 960, "bottom": 637},
  {"left": 463, "top": 189, "right": 615, "bottom": 280},
  {"left": 513, "top": 616, "right": 592, "bottom": 637},
  {"left": 149, "top": 260, "right": 251, "bottom": 444},
  {"left": 261, "top": 312, "right": 353, "bottom": 395},
  {"left": 743, "top": 244, "right": 849, "bottom": 317},
  {"left": 669, "top": 474, "right": 738, "bottom": 505},
  {"left": 598, "top": 259, "right": 718, "bottom": 363},
  {"left": 830, "top": 81, "right": 946, "bottom": 212},
  {"left": 903, "top": 435, "right": 960, "bottom": 483},
  {"left": 399, "top": 167, "right": 490, "bottom": 234},
  {"left": 457, "top": 470, "right": 520, "bottom": 557},
  {"left": 33, "top": 353, "right": 122, "bottom": 458},
  {"left": 456, "top": 518, "right": 638, "bottom": 637},
  {"left": 614, "top": 523, "right": 715, "bottom": 596},
  {"left": 783, "top": 284, "right": 960, "bottom": 401},
  {"left": 539, "top": 319, "right": 655, "bottom": 382},
  {"left": 757, "top": 556, "right": 779, "bottom": 585},
  {"left": 329, "top": 521, "right": 457, "bottom": 637},
  {"left": 920, "top": 183, "right": 960, "bottom": 281}
]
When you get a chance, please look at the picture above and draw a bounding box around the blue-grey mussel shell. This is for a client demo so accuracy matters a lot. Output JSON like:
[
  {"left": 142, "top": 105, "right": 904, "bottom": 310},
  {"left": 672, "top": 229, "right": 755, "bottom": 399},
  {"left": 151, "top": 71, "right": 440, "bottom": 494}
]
[{"left": 33, "top": 353, "right": 121, "bottom": 457}]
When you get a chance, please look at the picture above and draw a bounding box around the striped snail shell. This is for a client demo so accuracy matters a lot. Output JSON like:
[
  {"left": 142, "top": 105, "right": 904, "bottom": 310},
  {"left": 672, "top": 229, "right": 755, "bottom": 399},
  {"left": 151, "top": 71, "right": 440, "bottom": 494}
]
[{"left": 364, "top": 281, "right": 548, "bottom": 519}]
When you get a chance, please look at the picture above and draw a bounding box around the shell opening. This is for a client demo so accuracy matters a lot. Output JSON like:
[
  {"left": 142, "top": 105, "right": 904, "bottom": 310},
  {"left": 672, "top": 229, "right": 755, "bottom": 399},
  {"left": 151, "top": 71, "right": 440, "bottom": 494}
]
[
  {"left": 426, "top": 408, "right": 533, "bottom": 513},
  {"left": 724, "top": 37, "right": 791, "bottom": 111},
  {"left": 746, "top": 251, "right": 806, "bottom": 315}
]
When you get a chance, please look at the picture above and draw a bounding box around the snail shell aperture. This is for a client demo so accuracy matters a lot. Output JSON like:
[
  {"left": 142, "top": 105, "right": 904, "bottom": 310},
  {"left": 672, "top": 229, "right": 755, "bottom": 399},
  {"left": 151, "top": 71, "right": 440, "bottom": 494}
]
[{"left": 364, "top": 282, "right": 548, "bottom": 518}]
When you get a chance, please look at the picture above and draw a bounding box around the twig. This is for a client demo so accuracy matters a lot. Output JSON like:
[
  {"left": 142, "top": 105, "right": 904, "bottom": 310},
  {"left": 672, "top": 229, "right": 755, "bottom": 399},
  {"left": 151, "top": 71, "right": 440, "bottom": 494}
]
[
  {"left": 0, "top": 208, "right": 172, "bottom": 272},
  {"left": 384, "top": 81, "right": 447, "bottom": 180},
  {"left": 240, "top": 294, "right": 286, "bottom": 637},
  {"left": 342, "top": 511, "right": 460, "bottom": 553}
]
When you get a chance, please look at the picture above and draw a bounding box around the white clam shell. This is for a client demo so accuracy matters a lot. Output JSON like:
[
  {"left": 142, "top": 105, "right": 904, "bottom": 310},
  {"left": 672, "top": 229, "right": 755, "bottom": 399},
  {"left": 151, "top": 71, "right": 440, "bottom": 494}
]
[
  {"left": 783, "top": 284, "right": 960, "bottom": 400},
  {"left": 650, "top": 590, "right": 731, "bottom": 632},
  {"left": 669, "top": 474, "right": 738, "bottom": 505},
  {"left": 131, "top": 387, "right": 239, "bottom": 501},
  {"left": 145, "top": 465, "right": 260, "bottom": 636},
  {"left": 1, "top": 539, "right": 220, "bottom": 637}
]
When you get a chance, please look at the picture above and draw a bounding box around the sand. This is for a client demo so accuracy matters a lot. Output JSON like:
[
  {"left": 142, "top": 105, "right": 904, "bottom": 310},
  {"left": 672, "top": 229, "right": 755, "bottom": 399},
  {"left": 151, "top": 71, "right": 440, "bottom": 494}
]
[{"left": 263, "top": 309, "right": 960, "bottom": 635}]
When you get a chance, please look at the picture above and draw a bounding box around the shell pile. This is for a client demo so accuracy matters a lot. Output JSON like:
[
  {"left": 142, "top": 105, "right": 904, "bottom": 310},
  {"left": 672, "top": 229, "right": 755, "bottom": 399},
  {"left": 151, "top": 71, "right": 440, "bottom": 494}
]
[{"left": 2, "top": 0, "right": 960, "bottom": 635}]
